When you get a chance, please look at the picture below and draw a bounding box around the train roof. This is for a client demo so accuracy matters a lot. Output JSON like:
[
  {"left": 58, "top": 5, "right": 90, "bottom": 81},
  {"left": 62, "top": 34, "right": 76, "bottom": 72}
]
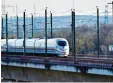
[{"left": 1, "top": 38, "right": 67, "bottom": 41}]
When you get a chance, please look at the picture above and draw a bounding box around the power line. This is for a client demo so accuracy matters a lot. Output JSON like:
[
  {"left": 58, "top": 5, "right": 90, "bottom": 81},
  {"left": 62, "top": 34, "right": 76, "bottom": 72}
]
[
  {"left": 1, "top": 4, "right": 15, "bottom": 16},
  {"left": 47, "top": 7, "right": 71, "bottom": 14},
  {"left": 107, "top": 1, "right": 113, "bottom": 23},
  {"left": 104, "top": 5, "right": 109, "bottom": 24}
]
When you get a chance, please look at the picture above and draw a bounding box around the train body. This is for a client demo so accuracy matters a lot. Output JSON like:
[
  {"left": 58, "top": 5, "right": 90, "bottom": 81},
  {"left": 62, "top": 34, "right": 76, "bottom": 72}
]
[{"left": 1, "top": 38, "right": 69, "bottom": 57}]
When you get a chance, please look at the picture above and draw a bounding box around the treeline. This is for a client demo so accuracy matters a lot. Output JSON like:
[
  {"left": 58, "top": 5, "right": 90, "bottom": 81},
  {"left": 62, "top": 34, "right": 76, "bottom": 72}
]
[
  {"left": 7, "top": 24, "right": 113, "bottom": 55},
  {"left": 51, "top": 24, "right": 113, "bottom": 55}
]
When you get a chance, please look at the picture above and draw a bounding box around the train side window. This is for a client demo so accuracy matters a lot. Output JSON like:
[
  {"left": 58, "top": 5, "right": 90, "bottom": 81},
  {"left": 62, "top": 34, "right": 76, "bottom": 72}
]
[{"left": 57, "top": 41, "right": 67, "bottom": 46}]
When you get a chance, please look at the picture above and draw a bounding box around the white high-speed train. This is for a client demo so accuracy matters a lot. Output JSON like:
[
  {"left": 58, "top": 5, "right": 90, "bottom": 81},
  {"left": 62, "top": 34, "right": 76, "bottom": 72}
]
[{"left": 1, "top": 38, "right": 69, "bottom": 57}]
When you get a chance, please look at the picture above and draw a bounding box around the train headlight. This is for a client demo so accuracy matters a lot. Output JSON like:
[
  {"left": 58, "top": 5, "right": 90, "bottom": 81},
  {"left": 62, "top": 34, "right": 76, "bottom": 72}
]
[{"left": 65, "top": 48, "right": 67, "bottom": 51}]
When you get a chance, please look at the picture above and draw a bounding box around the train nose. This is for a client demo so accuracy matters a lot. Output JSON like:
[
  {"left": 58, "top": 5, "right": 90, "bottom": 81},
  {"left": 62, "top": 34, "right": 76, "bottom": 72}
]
[
  {"left": 64, "top": 48, "right": 67, "bottom": 51},
  {"left": 64, "top": 46, "right": 68, "bottom": 52},
  {"left": 63, "top": 46, "right": 69, "bottom": 55}
]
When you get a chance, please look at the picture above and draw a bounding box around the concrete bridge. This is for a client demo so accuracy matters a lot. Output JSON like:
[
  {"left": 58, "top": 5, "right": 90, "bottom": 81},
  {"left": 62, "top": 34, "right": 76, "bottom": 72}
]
[{"left": 1, "top": 55, "right": 113, "bottom": 82}]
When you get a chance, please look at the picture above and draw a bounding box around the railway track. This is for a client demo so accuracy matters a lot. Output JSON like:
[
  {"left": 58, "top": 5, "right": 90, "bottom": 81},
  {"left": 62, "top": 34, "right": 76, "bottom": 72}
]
[
  {"left": 1, "top": 54, "right": 113, "bottom": 64},
  {"left": 1, "top": 53, "right": 113, "bottom": 58}
]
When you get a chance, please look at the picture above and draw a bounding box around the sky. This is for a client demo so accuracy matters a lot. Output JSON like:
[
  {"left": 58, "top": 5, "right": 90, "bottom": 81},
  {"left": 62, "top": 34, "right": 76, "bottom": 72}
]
[{"left": 1, "top": 0, "right": 113, "bottom": 16}]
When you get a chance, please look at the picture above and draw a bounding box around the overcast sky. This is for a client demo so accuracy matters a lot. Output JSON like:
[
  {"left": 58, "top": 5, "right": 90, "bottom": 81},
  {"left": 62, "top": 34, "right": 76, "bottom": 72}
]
[{"left": 2, "top": 0, "right": 113, "bottom": 16}]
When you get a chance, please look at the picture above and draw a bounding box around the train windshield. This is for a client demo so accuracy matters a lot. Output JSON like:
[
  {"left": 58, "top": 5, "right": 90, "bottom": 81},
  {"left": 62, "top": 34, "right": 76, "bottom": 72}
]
[{"left": 57, "top": 41, "right": 67, "bottom": 46}]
